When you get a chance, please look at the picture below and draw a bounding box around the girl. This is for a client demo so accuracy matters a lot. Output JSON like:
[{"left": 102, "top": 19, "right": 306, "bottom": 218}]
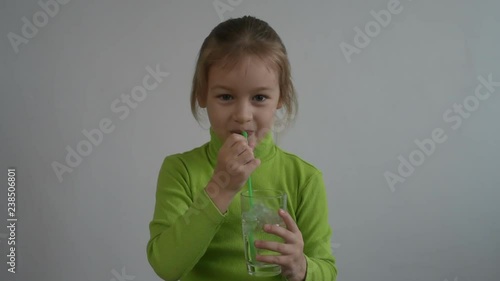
[{"left": 147, "top": 16, "right": 337, "bottom": 281}]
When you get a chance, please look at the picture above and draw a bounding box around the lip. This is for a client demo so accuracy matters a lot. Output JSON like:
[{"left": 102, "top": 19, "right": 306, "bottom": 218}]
[{"left": 230, "top": 130, "right": 254, "bottom": 135}]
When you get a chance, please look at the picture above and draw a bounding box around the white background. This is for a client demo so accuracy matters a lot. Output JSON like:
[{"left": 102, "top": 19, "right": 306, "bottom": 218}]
[{"left": 1, "top": 0, "right": 499, "bottom": 280}]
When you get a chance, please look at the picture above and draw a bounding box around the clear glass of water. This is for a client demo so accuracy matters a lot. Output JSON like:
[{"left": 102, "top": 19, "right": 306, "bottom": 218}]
[{"left": 241, "top": 189, "right": 287, "bottom": 277}]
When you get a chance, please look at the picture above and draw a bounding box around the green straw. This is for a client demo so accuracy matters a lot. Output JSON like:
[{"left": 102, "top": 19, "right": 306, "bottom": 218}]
[
  {"left": 242, "top": 131, "right": 257, "bottom": 261},
  {"left": 242, "top": 131, "right": 254, "bottom": 205}
]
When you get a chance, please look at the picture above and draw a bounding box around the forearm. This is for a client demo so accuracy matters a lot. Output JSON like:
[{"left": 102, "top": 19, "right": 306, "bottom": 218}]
[
  {"left": 297, "top": 171, "right": 337, "bottom": 281},
  {"left": 147, "top": 189, "right": 225, "bottom": 281}
]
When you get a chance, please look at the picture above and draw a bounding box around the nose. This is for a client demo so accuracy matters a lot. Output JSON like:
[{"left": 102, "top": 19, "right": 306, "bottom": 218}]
[{"left": 233, "top": 100, "right": 252, "bottom": 124}]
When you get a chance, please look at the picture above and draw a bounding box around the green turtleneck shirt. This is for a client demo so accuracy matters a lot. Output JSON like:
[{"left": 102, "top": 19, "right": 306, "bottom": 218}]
[{"left": 147, "top": 128, "right": 337, "bottom": 281}]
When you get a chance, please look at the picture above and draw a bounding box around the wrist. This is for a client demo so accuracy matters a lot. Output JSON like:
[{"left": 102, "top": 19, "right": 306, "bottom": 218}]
[
  {"left": 204, "top": 180, "right": 237, "bottom": 213},
  {"left": 298, "top": 254, "right": 307, "bottom": 281}
]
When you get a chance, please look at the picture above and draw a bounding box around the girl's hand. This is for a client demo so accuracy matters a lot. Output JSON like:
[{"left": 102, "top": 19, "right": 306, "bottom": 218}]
[
  {"left": 254, "top": 209, "right": 307, "bottom": 281},
  {"left": 212, "top": 133, "right": 260, "bottom": 193}
]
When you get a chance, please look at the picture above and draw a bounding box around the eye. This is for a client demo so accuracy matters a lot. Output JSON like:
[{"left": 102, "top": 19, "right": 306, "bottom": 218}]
[
  {"left": 217, "top": 94, "right": 233, "bottom": 101},
  {"left": 253, "top": 95, "right": 267, "bottom": 102}
]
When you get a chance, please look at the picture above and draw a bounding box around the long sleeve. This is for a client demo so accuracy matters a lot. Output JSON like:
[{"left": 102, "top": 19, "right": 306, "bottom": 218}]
[
  {"left": 296, "top": 170, "right": 337, "bottom": 281},
  {"left": 146, "top": 155, "right": 226, "bottom": 281}
]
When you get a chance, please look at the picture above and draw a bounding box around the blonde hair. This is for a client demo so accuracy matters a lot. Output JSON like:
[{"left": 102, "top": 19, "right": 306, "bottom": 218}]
[{"left": 190, "top": 15, "right": 298, "bottom": 132}]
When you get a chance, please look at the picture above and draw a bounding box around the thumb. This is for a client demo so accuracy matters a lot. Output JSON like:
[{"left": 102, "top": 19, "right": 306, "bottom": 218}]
[
  {"left": 253, "top": 158, "right": 261, "bottom": 168},
  {"left": 248, "top": 157, "right": 260, "bottom": 166}
]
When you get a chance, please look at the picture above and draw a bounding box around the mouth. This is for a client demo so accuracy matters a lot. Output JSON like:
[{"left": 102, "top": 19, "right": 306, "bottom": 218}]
[{"left": 230, "top": 130, "right": 254, "bottom": 136}]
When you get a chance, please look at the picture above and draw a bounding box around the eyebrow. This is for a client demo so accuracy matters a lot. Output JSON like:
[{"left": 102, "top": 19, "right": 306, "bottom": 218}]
[{"left": 210, "top": 85, "right": 273, "bottom": 92}]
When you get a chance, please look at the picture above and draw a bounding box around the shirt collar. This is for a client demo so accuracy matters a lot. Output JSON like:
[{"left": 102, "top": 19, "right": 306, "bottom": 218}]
[{"left": 207, "top": 127, "right": 277, "bottom": 165}]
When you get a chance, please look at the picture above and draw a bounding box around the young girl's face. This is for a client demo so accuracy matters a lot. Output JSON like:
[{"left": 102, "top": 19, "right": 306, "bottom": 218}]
[{"left": 199, "top": 55, "right": 282, "bottom": 148}]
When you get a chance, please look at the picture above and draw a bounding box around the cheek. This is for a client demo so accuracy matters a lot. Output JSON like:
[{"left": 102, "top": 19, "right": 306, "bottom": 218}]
[
  {"left": 206, "top": 107, "right": 220, "bottom": 123},
  {"left": 207, "top": 106, "right": 230, "bottom": 120},
  {"left": 256, "top": 110, "right": 277, "bottom": 123}
]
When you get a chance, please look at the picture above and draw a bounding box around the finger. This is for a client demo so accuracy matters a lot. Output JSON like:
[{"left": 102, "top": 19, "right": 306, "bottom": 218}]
[
  {"left": 262, "top": 223, "right": 295, "bottom": 243},
  {"left": 240, "top": 149, "right": 255, "bottom": 165},
  {"left": 225, "top": 134, "right": 247, "bottom": 149},
  {"left": 248, "top": 158, "right": 261, "bottom": 170},
  {"left": 248, "top": 138, "right": 256, "bottom": 150},
  {"left": 229, "top": 140, "right": 250, "bottom": 156},
  {"left": 278, "top": 209, "right": 300, "bottom": 234},
  {"left": 255, "top": 240, "right": 294, "bottom": 255},
  {"left": 255, "top": 254, "right": 288, "bottom": 267}
]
